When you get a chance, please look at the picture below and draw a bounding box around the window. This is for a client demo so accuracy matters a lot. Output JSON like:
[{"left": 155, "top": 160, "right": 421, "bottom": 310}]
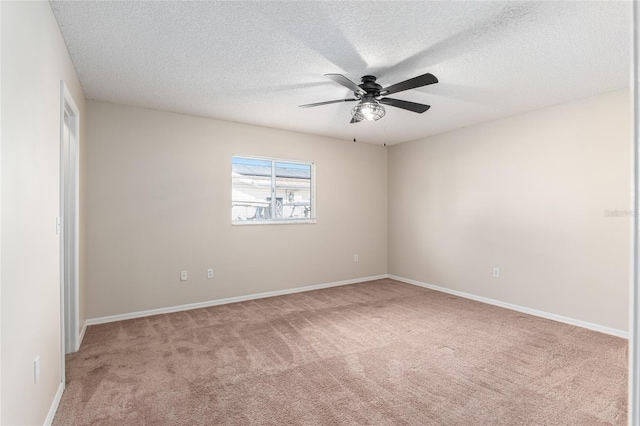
[{"left": 232, "top": 156, "right": 315, "bottom": 224}]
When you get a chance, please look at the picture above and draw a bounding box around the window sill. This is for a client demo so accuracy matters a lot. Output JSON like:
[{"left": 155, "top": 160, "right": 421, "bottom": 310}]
[{"left": 232, "top": 219, "right": 317, "bottom": 226}]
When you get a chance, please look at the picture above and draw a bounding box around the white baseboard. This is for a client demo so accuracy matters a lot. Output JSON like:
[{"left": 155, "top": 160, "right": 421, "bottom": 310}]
[
  {"left": 86, "top": 275, "right": 388, "bottom": 326},
  {"left": 44, "top": 382, "right": 64, "bottom": 426},
  {"left": 85, "top": 273, "right": 626, "bottom": 339},
  {"left": 77, "top": 322, "right": 87, "bottom": 350},
  {"left": 389, "top": 275, "right": 629, "bottom": 339}
]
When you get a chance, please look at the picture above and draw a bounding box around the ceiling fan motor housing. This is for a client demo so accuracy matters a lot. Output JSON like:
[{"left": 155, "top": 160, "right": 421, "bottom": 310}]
[{"left": 358, "top": 75, "right": 382, "bottom": 97}]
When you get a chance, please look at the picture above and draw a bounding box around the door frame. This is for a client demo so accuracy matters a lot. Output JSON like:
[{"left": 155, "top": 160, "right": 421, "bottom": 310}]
[
  {"left": 631, "top": 3, "right": 640, "bottom": 422},
  {"left": 59, "top": 81, "right": 80, "bottom": 379}
]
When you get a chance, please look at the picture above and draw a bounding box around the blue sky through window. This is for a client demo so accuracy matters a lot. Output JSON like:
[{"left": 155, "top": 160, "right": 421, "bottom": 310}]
[{"left": 232, "top": 157, "right": 270, "bottom": 168}]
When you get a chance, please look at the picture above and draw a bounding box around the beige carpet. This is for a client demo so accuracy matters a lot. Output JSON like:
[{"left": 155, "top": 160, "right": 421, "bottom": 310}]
[{"left": 54, "top": 279, "right": 628, "bottom": 425}]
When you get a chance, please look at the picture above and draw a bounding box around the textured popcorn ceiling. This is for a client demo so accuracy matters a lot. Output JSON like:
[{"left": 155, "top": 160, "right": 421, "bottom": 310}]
[{"left": 50, "top": 1, "right": 631, "bottom": 145}]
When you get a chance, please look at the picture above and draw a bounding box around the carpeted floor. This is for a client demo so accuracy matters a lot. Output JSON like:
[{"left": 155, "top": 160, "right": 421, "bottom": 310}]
[{"left": 53, "top": 279, "right": 628, "bottom": 425}]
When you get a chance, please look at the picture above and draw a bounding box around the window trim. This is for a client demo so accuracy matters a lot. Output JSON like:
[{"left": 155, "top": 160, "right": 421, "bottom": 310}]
[{"left": 231, "top": 155, "right": 316, "bottom": 225}]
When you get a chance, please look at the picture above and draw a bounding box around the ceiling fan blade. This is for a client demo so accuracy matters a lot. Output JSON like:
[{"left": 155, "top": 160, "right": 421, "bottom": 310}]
[
  {"left": 381, "top": 73, "right": 438, "bottom": 96},
  {"left": 325, "top": 74, "right": 366, "bottom": 95},
  {"left": 299, "top": 98, "right": 357, "bottom": 108},
  {"left": 350, "top": 116, "right": 363, "bottom": 124},
  {"left": 379, "top": 98, "right": 431, "bottom": 113}
]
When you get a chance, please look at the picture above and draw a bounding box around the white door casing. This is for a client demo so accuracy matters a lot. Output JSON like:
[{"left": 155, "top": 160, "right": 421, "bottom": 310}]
[{"left": 59, "top": 81, "right": 80, "bottom": 364}]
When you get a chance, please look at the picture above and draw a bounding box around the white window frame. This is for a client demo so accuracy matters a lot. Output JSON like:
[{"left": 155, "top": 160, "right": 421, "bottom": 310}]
[{"left": 232, "top": 155, "right": 316, "bottom": 225}]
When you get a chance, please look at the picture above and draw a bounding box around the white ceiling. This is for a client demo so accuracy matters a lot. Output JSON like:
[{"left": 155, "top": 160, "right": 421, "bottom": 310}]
[{"left": 50, "top": 1, "right": 631, "bottom": 145}]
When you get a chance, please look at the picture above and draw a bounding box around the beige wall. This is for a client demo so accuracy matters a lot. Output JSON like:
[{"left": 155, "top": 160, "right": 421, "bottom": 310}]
[
  {"left": 389, "top": 89, "right": 631, "bottom": 332},
  {"left": 85, "top": 101, "right": 388, "bottom": 318},
  {"left": 1, "top": 1, "right": 86, "bottom": 424}
]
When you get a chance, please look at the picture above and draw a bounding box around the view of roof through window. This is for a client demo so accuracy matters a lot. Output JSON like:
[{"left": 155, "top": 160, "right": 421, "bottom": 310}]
[{"left": 233, "top": 157, "right": 311, "bottom": 179}]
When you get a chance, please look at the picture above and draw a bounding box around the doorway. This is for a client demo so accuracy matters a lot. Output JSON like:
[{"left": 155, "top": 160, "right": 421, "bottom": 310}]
[{"left": 60, "top": 82, "right": 80, "bottom": 357}]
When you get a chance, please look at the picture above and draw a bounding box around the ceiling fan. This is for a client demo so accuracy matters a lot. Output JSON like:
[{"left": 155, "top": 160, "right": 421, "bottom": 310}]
[{"left": 299, "top": 72, "right": 438, "bottom": 123}]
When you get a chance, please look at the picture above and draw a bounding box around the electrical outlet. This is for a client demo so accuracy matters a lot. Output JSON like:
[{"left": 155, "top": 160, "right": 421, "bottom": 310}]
[
  {"left": 34, "top": 356, "right": 40, "bottom": 384},
  {"left": 180, "top": 270, "right": 188, "bottom": 281},
  {"left": 207, "top": 268, "right": 214, "bottom": 279},
  {"left": 493, "top": 267, "right": 500, "bottom": 278},
  {"left": 354, "top": 254, "right": 359, "bottom": 262}
]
